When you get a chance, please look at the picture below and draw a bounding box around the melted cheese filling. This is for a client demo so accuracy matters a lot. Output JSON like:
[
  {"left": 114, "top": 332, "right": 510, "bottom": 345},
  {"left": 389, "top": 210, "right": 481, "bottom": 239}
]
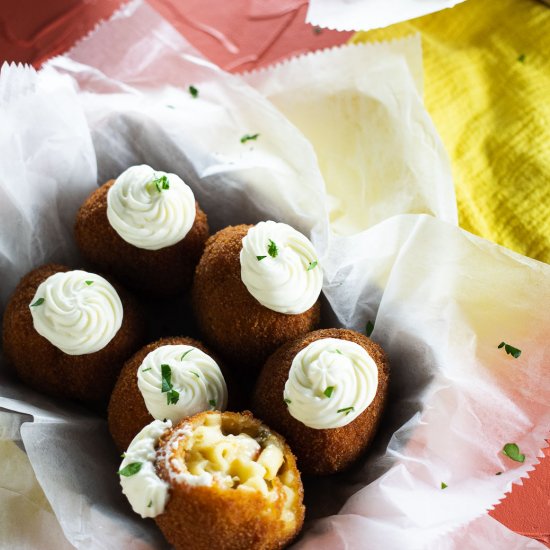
[{"left": 167, "top": 414, "right": 297, "bottom": 524}]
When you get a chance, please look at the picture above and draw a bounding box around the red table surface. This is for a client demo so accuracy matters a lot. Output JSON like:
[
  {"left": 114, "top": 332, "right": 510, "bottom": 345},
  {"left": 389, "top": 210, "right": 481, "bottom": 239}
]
[{"left": 0, "top": 0, "right": 549, "bottom": 546}]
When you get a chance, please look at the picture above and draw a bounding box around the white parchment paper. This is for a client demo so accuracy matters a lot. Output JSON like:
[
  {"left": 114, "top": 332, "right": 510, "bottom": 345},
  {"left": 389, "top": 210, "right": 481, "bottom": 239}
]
[
  {"left": 0, "top": 2, "right": 548, "bottom": 549},
  {"left": 306, "top": 0, "right": 467, "bottom": 32}
]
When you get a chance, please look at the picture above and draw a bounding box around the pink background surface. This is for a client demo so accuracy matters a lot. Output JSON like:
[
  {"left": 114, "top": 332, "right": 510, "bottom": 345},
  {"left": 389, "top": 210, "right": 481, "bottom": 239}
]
[{"left": 0, "top": 0, "right": 548, "bottom": 545}]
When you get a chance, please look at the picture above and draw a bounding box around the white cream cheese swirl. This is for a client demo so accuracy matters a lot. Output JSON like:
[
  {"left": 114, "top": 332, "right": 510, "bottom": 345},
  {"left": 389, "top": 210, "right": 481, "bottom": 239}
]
[
  {"left": 240, "top": 221, "right": 322, "bottom": 314},
  {"left": 107, "top": 164, "right": 196, "bottom": 250},
  {"left": 119, "top": 419, "right": 172, "bottom": 518},
  {"left": 284, "top": 338, "right": 378, "bottom": 429},
  {"left": 29, "top": 270, "right": 123, "bottom": 355},
  {"left": 137, "top": 345, "right": 228, "bottom": 423}
]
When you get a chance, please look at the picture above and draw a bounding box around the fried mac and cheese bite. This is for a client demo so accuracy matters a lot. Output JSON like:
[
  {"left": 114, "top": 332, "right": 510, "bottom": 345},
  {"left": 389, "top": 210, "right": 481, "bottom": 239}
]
[
  {"left": 252, "top": 328, "right": 390, "bottom": 475},
  {"left": 2, "top": 264, "right": 144, "bottom": 404},
  {"left": 118, "top": 411, "right": 305, "bottom": 550},
  {"left": 75, "top": 165, "right": 209, "bottom": 294},
  {"left": 192, "top": 221, "right": 322, "bottom": 372},
  {"left": 108, "top": 336, "right": 230, "bottom": 451}
]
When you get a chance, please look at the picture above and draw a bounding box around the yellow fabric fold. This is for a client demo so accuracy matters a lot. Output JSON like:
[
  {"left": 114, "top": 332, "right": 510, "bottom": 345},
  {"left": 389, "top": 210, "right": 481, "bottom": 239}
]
[{"left": 353, "top": 0, "right": 550, "bottom": 263}]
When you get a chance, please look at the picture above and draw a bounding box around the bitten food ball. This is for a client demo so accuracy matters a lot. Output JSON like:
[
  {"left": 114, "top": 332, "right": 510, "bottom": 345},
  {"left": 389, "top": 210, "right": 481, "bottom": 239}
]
[
  {"left": 252, "top": 328, "right": 390, "bottom": 475},
  {"left": 108, "top": 336, "right": 230, "bottom": 452},
  {"left": 2, "top": 264, "right": 145, "bottom": 405},
  {"left": 192, "top": 221, "right": 322, "bottom": 373},
  {"left": 75, "top": 165, "right": 209, "bottom": 294},
  {"left": 118, "top": 411, "right": 305, "bottom": 550}
]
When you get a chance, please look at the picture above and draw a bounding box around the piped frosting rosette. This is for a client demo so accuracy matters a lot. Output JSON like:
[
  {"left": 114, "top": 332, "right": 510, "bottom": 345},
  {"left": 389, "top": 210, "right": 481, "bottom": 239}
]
[
  {"left": 29, "top": 270, "right": 123, "bottom": 355},
  {"left": 284, "top": 338, "right": 378, "bottom": 429},
  {"left": 240, "top": 221, "right": 322, "bottom": 314},
  {"left": 107, "top": 165, "right": 196, "bottom": 250},
  {"left": 137, "top": 344, "right": 228, "bottom": 423}
]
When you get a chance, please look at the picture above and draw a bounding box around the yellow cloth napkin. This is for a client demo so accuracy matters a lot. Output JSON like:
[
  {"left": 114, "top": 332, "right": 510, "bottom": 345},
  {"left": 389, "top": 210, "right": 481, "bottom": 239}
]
[{"left": 353, "top": 0, "right": 550, "bottom": 263}]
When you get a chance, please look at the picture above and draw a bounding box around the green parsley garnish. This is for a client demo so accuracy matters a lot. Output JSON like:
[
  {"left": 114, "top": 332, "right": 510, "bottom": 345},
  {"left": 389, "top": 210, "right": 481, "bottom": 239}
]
[
  {"left": 30, "top": 298, "right": 45, "bottom": 307},
  {"left": 180, "top": 349, "right": 193, "bottom": 361},
  {"left": 167, "top": 389, "right": 180, "bottom": 405},
  {"left": 240, "top": 133, "right": 260, "bottom": 144},
  {"left": 188, "top": 85, "right": 199, "bottom": 98},
  {"left": 307, "top": 260, "right": 318, "bottom": 271},
  {"left": 147, "top": 500, "right": 153, "bottom": 508},
  {"left": 118, "top": 462, "right": 142, "bottom": 477},
  {"left": 160, "top": 364, "right": 172, "bottom": 393},
  {"left": 190, "top": 371, "right": 200, "bottom": 378},
  {"left": 148, "top": 175, "right": 170, "bottom": 193},
  {"left": 85, "top": 280, "right": 94, "bottom": 286},
  {"left": 142, "top": 367, "right": 152, "bottom": 372},
  {"left": 267, "top": 239, "right": 278, "bottom": 258},
  {"left": 257, "top": 255, "right": 267, "bottom": 261},
  {"left": 502, "top": 443, "right": 525, "bottom": 463},
  {"left": 337, "top": 406, "right": 354, "bottom": 415},
  {"left": 366, "top": 320, "right": 375, "bottom": 337},
  {"left": 284, "top": 398, "right": 291, "bottom": 405},
  {"left": 498, "top": 342, "right": 521, "bottom": 358},
  {"left": 440, "top": 482, "right": 448, "bottom": 490},
  {"left": 517, "top": 53, "right": 526, "bottom": 63},
  {"left": 324, "top": 386, "right": 335, "bottom": 398},
  {"left": 120, "top": 453, "right": 126, "bottom": 458},
  {"left": 333, "top": 349, "right": 342, "bottom": 355},
  {"left": 209, "top": 399, "right": 217, "bottom": 408}
]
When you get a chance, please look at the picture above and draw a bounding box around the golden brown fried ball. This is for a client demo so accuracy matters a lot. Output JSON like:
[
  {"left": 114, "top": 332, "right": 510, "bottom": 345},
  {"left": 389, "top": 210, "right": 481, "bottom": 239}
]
[
  {"left": 154, "top": 411, "right": 305, "bottom": 550},
  {"left": 252, "top": 328, "right": 390, "bottom": 475},
  {"left": 74, "top": 180, "right": 209, "bottom": 294},
  {"left": 108, "top": 336, "right": 239, "bottom": 452},
  {"left": 192, "top": 225, "right": 321, "bottom": 374},
  {"left": 2, "top": 264, "right": 145, "bottom": 406}
]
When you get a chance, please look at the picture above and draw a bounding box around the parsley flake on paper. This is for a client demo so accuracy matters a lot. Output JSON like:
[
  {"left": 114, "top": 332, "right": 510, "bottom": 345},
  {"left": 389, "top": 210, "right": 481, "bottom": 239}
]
[
  {"left": 324, "top": 386, "right": 335, "bottom": 398},
  {"left": 118, "top": 462, "right": 143, "bottom": 477},
  {"left": 502, "top": 443, "right": 525, "bottom": 463},
  {"left": 517, "top": 53, "right": 526, "bottom": 63},
  {"left": 240, "top": 133, "right": 260, "bottom": 144},
  {"left": 366, "top": 320, "right": 375, "bottom": 337},
  {"left": 337, "top": 406, "right": 354, "bottom": 415},
  {"left": 30, "top": 298, "right": 45, "bottom": 307},
  {"left": 188, "top": 85, "right": 199, "bottom": 98},
  {"left": 267, "top": 239, "right": 278, "bottom": 258},
  {"left": 440, "top": 482, "right": 448, "bottom": 490},
  {"left": 498, "top": 342, "right": 522, "bottom": 358}
]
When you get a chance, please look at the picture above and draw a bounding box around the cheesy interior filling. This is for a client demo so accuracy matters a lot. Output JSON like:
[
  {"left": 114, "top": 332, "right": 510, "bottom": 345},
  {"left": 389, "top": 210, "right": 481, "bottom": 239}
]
[{"left": 171, "top": 414, "right": 297, "bottom": 524}]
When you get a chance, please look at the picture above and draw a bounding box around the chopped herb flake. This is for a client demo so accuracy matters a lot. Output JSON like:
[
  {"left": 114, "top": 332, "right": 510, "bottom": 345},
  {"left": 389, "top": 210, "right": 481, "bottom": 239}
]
[
  {"left": 337, "top": 406, "right": 354, "bottom": 415},
  {"left": 142, "top": 367, "right": 152, "bottom": 372},
  {"left": 333, "top": 349, "right": 342, "bottom": 355},
  {"left": 324, "top": 386, "right": 335, "bottom": 398},
  {"left": 517, "top": 53, "right": 526, "bottom": 63},
  {"left": 257, "top": 255, "right": 267, "bottom": 261},
  {"left": 267, "top": 239, "right": 278, "bottom": 258},
  {"left": 118, "top": 462, "right": 142, "bottom": 477},
  {"left": 190, "top": 371, "right": 200, "bottom": 378},
  {"left": 441, "top": 482, "right": 448, "bottom": 489},
  {"left": 307, "top": 260, "right": 318, "bottom": 271},
  {"left": 240, "top": 133, "right": 259, "bottom": 144},
  {"left": 161, "top": 364, "right": 172, "bottom": 393},
  {"left": 498, "top": 342, "right": 521, "bottom": 358},
  {"left": 85, "top": 280, "right": 94, "bottom": 286},
  {"left": 180, "top": 349, "right": 193, "bottom": 361},
  {"left": 209, "top": 399, "right": 217, "bottom": 408},
  {"left": 120, "top": 453, "right": 126, "bottom": 458},
  {"left": 502, "top": 443, "right": 525, "bottom": 462},
  {"left": 148, "top": 175, "right": 169, "bottom": 193},
  {"left": 147, "top": 500, "right": 153, "bottom": 508},
  {"left": 167, "top": 389, "right": 180, "bottom": 405},
  {"left": 366, "top": 320, "right": 375, "bottom": 337},
  {"left": 31, "top": 298, "right": 45, "bottom": 307},
  {"left": 188, "top": 85, "right": 199, "bottom": 98},
  {"left": 284, "top": 398, "right": 291, "bottom": 405}
]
